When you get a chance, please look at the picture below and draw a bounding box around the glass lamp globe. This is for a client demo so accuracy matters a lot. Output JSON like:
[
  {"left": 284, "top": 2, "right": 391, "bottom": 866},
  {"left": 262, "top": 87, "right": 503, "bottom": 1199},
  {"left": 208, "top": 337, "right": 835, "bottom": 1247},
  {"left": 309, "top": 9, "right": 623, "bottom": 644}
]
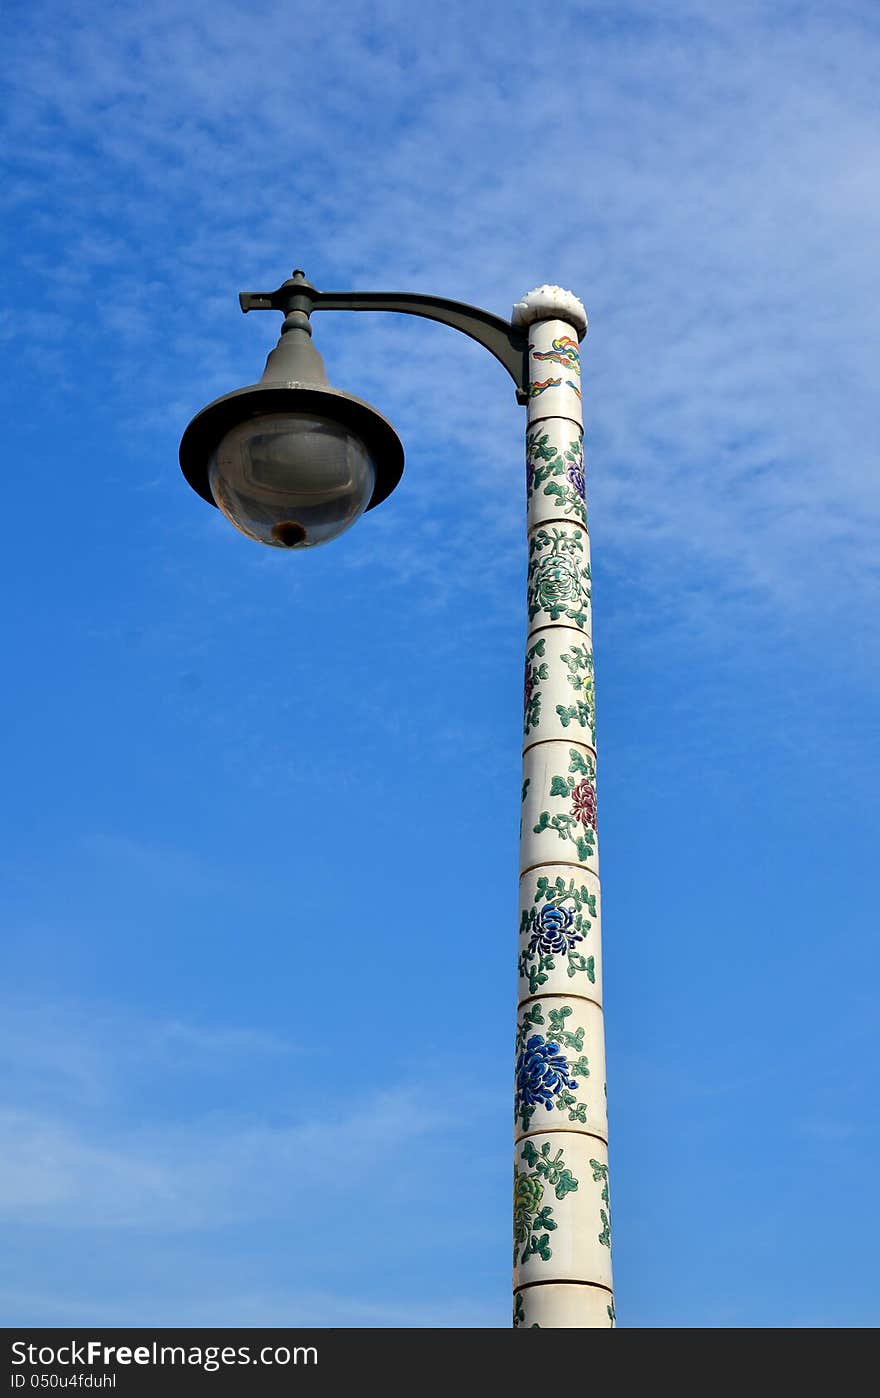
[{"left": 208, "top": 411, "right": 377, "bottom": 548}]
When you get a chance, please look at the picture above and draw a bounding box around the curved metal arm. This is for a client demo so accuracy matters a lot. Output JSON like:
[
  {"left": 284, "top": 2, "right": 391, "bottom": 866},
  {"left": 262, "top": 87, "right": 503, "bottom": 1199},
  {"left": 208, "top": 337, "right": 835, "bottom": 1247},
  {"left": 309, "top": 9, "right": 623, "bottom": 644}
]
[{"left": 239, "top": 270, "right": 530, "bottom": 404}]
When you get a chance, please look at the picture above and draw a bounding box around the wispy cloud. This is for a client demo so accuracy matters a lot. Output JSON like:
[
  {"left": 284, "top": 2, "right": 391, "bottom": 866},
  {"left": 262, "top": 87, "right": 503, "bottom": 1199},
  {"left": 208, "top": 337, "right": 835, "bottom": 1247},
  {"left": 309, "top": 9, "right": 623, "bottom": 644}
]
[
  {"left": 79, "top": 832, "right": 222, "bottom": 895},
  {"left": 0, "top": 1283, "right": 501, "bottom": 1328},
  {"left": 2, "top": 1, "right": 878, "bottom": 646},
  {"left": 0, "top": 996, "right": 491, "bottom": 1230},
  {"left": 0, "top": 992, "right": 504, "bottom": 1323},
  {"left": 0, "top": 1088, "right": 451, "bottom": 1229}
]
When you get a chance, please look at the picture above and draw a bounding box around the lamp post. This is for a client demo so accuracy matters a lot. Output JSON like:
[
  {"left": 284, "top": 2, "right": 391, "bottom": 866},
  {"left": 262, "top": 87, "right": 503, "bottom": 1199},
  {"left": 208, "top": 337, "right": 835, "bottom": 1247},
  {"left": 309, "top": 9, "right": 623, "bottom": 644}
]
[{"left": 179, "top": 271, "right": 614, "bottom": 1330}]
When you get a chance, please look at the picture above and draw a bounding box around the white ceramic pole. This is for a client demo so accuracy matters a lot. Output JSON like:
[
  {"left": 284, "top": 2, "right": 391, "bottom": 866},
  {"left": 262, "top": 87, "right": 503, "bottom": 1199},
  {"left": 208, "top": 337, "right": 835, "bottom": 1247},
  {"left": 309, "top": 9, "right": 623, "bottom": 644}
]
[{"left": 511, "top": 286, "right": 613, "bottom": 1329}]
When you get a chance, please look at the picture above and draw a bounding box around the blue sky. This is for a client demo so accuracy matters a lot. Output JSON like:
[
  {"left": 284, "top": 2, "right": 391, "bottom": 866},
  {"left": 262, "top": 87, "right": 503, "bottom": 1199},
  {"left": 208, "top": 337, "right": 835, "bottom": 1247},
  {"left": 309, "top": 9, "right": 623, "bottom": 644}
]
[{"left": 1, "top": 0, "right": 878, "bottom": 1327}]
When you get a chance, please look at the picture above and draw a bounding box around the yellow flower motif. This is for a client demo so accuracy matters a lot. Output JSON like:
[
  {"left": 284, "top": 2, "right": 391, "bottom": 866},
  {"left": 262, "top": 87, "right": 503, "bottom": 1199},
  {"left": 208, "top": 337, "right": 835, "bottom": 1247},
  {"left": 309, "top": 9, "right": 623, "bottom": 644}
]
[{"left": 513, "top": 1168, "right": 545, "bottom": 1244}]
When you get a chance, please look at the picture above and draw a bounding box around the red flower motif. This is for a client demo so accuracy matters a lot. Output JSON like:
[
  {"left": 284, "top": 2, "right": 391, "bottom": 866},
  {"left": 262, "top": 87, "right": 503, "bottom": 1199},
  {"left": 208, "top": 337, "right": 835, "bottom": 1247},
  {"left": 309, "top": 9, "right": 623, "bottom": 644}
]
[{"left": 571, "top": 778, "right": 596, "bottom": 829}]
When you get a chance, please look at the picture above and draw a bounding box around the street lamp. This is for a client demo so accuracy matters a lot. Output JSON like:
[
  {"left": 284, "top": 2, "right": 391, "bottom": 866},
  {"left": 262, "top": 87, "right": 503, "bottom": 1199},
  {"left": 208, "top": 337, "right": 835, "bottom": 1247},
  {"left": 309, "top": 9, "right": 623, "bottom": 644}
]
[{"left": 180, "top": 270, "right": 614, "bottom": 1330}]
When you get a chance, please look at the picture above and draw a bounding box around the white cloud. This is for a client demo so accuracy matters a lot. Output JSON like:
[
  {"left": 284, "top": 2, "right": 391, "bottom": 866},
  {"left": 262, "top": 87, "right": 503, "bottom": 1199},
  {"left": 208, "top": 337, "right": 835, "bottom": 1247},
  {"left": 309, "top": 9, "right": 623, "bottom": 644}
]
[
  {"left": 0, "top": 995, "right": 504, "bottom": 1323},
  {"left": 0, "top": 1089, "right": 452, "bottom": 1228},
  {"left": 3, "top": 1, "right": 877, "bottom": 652},
  {"left": 0, "top": 1282, "right": 501, "bottom": 1328},
  {"left": 0, "top": 996, "right": 486, "bottom": 1232},
  {"left": 78, "top": 831, "right": 222, "bottom": 894}
]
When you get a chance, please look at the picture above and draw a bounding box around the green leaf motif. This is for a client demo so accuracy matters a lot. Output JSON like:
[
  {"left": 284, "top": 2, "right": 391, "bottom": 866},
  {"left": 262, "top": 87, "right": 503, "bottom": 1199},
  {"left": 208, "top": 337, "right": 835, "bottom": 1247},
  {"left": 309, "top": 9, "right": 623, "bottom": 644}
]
[
  {"left": 547, "top": 1005, "right": 571, "bottom": 1027},
  {"left": 533, "top": 1207, "right": 557, "bottom": 1232},
  {"left": 556, "top": 701, "right": 593, "bottom": 731},
  {"left": 522, "top": 1141, "right": 580, "bottom": 1198},
  {"left": 526, "top": 1234, "right": 552, "bottom": 1261},
  {"left": 590, "top": 1158, "right": 612, "bottom": 1248},
  {"left": 513, "top": 1292, "right": 541, "bottom": 1328},
  {"left": 598, "top": 1209, "right": 611, "bottom": 1249},
  {"left": 567, "top": 951, "right": 596, "bottom": 983},
  {"left": 526, "top": 430, "right": 558, "bottom": 466},
  {"left": 519, "top": 950, "right": 552, "bottom": 995},
  {"left": 555, "top": 1169, "right": 579, "bottom": 1199},
  {"left": 532, "top": 811, "right": 582, "bottom": 847},
  {"left": 544, "top": 479, "right": 585, "bottom": 519}
]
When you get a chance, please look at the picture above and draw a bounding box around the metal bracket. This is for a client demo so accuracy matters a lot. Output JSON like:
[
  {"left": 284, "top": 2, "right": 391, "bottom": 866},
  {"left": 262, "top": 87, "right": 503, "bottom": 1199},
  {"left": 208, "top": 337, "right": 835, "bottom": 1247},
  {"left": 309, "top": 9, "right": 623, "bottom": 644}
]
[{"left": 239, "top": 270, "right": 531, "bottom": 405}]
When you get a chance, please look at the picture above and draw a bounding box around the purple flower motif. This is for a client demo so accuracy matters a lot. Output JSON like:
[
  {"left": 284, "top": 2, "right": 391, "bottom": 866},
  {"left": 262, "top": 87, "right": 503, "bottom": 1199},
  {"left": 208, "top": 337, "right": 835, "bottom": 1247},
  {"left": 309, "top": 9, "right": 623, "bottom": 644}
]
[
  {"left": 566, "top": 455, "right": 585, "bottom": 498},
  {"left": 516, "top": 1034, "right": 579, "bottom": 1119},
  {"left": 528, "top": 903, "right": 583, "bottom": 957}
]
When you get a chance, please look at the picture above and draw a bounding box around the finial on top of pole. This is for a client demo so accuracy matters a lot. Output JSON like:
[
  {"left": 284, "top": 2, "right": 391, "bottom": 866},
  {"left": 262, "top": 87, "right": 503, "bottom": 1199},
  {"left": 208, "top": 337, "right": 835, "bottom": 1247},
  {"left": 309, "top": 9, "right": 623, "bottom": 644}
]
[{"left": 512, "top": 284, "right": 588, "bottom": 339}]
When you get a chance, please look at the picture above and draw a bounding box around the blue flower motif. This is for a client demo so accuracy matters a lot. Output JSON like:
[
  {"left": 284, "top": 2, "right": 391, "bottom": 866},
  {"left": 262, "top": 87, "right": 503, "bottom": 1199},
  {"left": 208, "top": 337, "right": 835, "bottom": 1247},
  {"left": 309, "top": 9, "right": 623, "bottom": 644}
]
[
  {"left": 528, "top": 903, "right": 583, "bottom": 957},
  {"left": 566, "top": 457, "right": 585, "bottom": 498},
  {"left": 515, "top": 1034, "right": 579, "bottom": 1119}
]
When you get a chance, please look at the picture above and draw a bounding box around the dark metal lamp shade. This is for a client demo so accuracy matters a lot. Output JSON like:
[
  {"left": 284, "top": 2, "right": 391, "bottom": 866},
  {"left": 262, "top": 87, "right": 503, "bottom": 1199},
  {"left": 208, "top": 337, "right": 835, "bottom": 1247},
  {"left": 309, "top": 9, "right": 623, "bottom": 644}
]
[{"left": 179, "top": 382, "right": 405, "bottom": 549}]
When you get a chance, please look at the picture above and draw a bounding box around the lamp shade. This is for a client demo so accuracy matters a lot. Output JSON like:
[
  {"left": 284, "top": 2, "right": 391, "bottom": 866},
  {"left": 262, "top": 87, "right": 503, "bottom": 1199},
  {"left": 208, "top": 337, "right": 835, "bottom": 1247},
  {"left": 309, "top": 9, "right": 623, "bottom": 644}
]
[{"left": 179, "top": 381, "right": 404, "bottom": 549}]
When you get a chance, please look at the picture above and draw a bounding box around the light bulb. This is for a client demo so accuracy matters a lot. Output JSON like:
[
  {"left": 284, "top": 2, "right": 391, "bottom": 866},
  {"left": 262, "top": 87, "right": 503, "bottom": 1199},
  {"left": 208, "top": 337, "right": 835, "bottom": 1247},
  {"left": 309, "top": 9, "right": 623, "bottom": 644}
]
[{"left": 208, "top": 412, "right": 376, "bottom": 548}]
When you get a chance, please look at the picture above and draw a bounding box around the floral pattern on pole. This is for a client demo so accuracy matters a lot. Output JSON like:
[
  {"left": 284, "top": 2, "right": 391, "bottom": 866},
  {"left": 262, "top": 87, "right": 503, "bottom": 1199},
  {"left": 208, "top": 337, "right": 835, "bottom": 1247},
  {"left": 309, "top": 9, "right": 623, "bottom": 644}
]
[
  {"left": 527, "top": 527, "right": 591, "bottom": 629},
  {"left": 515, "top": 1293, "right": 614, "bottom": 1329},
  {"left": 523, "top": 638, "right": 548, "bottom": 736},
  {"left": 519, "top": 875, "right": 596, "bottom": 995},
  {"left": 532, "top": 747, "right": 597, "bottom": 862},
  {"left": 526, "top": 430, "right": 586, "bottom": 523},
  {"left": 513, "top": 1139, "right": 579, "bottom": 1266},
  {"left": 591, "top": 1158, "right": 612, "bottom": 1248},
  {"left": 513, "top": 1294, "right": 539, "bottom": 1328},
  {"left": 515, "top": 1003, "right": 591, "bottom": 1132},
  {"left": 556, "top": 641, "right": 595, "bottom": 734},
  {"left": 517, "top": 298, "right": 611, "bottom": 1324},
  {"left": 522, "top": 635, "right": 596, "bottom": 745}
]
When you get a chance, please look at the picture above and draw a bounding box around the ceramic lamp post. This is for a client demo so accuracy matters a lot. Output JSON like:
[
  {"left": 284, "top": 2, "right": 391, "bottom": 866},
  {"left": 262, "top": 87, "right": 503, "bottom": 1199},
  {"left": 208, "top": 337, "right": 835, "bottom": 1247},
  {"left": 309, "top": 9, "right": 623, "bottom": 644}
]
[
  {"left": 512, "top": 287, "right": 613, "bottom": 1329},
  {"left": 179, "top": 272, "right": 613, "bottom": 1331}
]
